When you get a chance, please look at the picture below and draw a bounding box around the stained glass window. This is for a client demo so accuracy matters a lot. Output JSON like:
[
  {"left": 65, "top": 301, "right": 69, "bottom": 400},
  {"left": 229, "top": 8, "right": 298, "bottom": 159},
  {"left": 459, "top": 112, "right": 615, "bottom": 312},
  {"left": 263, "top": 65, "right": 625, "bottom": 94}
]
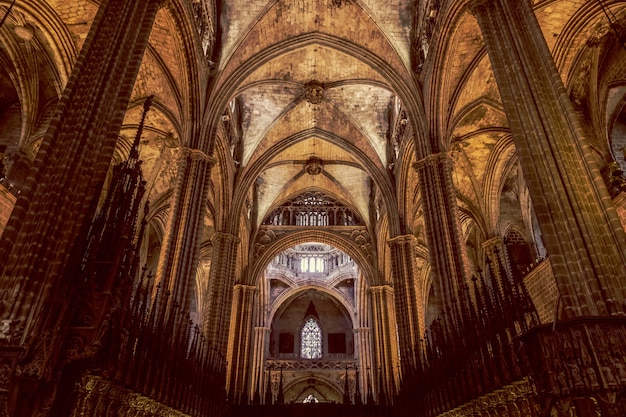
[{"left": 301, "top": 317, "right": 322, "bottom": 359}]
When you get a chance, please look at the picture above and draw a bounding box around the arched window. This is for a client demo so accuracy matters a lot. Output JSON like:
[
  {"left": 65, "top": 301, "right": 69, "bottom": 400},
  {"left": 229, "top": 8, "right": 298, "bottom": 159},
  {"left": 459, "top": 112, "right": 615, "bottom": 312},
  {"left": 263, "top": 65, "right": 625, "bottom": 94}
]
[
  {"left": 301, "top": 317, "right": 322, "bottom": 359},
  {"left": 262, "top": 191, "right": 363, "bottom": 226},
  {"left": 315, "top": 257, "right": 323, "bottom": 272}
]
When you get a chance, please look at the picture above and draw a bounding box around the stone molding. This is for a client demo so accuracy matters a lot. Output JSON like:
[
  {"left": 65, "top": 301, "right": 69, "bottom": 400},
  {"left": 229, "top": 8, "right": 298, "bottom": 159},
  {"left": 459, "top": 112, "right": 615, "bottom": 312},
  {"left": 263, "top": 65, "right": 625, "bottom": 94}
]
[
  {"left": 75, "top": 375, "right": 192, "bottom": 417},
  {"left": 387, "top": 234, "right": 417, "bottom": 248},
  {"left": 437, "top": 378, "right": 538, "bottom": 417},
  {"left": 519, "top": 317, "right": 626, "bottom": 408},
  {"left": 266, "top": 359, "right": 356, "bottom": 370},
  {"left": 253, "top": 226, "right": 375, "bottom": 268},
  {"left": 412, "top": 152, "right": 452, "bottom": 171},
  {"left": 183, "top": 147, "right": 217, "bottom": 166}
]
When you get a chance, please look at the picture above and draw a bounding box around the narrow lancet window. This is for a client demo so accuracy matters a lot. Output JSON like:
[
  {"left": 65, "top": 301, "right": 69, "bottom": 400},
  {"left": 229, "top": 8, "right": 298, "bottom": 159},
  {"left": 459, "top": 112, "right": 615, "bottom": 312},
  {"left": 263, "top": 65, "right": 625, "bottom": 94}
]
[{"left": 301, "top": 317, "right": 322, "bottom": 359}]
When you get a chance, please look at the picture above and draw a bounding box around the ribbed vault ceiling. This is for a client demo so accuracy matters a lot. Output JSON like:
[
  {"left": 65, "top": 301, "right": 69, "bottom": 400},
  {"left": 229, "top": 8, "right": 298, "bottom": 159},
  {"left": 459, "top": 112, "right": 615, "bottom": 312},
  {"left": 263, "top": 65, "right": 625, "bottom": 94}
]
[
  {"left": 0, "top": 0, "right": 619, "bottom": 258},
  {"left": 218, "top": 0, "right": 413, "bottom": 228}
]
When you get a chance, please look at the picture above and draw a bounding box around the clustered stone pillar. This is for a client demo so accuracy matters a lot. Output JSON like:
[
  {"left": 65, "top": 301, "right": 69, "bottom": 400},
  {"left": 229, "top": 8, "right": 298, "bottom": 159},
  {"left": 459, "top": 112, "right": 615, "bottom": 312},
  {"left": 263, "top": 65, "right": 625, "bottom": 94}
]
[
  {"left": 413, "top": 153, "right": 472, "bottom": 315},
  {"left": 154, "top": 148, "right": 215, "bottom": 310},
  {"left": 387, "top": 235, "right": 423, "bottom": 376},
  {"left": 203, "top": 232, "right": 240, "bottom": 361},
  {"left": 0, "top": 0, "right": 162, "bottom": 336},
  {"left": 470, "top": 1, "right": 626, "bottom": 415},
  {"left": 354, "top": 274, "right": 373, "bottom": 403},
  {"left": 226, "top": 284, "right": 257, "bottom": 404},
  {"left": 0, "top": 0, "right": 161, "bottom": 415},
  {"left": 470, "top": 0, "right": 626, "bottom": 317},
  {"left": 353, "top": 327, "right": 372, "bottom": 402},
  {"left": 369, "top": 285, "right": 400, "bottom": 404},
  {"left": 193, "top": 243, "right": 213, "bottom": 325},
  {"left": 250, "top": 326, "right": 270, "bottom": 403}
]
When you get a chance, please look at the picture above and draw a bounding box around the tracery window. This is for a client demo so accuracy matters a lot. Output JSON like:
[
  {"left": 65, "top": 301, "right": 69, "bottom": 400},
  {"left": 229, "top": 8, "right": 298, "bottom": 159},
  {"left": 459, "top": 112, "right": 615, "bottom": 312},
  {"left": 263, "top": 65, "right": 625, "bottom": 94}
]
[
  {"left": 263, "top": 191, "right": 362, "bottom": 226},
  {"left": 272, "top": 244, "right": 355, "bottom": 277},
  {"left": 301, "top": 317, "right": 322, "bottom": 359},
  {"left": 299, "top": 256, "right": 325, "bottom": 273}
]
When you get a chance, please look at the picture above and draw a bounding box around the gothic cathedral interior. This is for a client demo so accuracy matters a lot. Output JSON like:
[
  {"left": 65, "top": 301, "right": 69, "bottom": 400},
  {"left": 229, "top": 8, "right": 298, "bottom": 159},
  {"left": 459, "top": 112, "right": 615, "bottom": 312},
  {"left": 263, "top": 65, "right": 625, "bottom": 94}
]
[{"left": 0, "top": 0, "right": 625, "bottom": 416}]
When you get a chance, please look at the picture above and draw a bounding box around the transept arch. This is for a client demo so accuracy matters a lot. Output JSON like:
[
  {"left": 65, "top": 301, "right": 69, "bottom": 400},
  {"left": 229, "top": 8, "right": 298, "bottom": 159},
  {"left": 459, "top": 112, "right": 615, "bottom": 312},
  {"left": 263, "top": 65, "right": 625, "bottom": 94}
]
[
  {"left": 281, "top": 374, "right": 343, "bottom": 404},
  {"left": 421, "top": 2, "right": 487, "bottom": 153},
  {"left": 249, "top": 229, "right": 377, "bottom": 287}
]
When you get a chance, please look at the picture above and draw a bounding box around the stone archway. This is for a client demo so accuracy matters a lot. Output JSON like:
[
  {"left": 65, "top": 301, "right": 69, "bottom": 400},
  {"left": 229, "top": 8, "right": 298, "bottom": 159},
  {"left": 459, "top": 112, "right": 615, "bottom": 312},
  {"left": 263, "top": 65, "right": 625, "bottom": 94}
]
[{"left": 284, "top": 375, "right": 343, "bottom": 404}]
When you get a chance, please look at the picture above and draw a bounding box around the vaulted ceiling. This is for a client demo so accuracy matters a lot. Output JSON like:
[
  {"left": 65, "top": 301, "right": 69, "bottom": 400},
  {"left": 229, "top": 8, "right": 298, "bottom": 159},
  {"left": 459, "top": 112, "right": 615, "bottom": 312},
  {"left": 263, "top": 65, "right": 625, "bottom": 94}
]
[
  {"left": 211, "top": 0, "right": 417, "bottom": 232},
  {"left": 0, "top": 0, "right": 623, "bottom": 274}
]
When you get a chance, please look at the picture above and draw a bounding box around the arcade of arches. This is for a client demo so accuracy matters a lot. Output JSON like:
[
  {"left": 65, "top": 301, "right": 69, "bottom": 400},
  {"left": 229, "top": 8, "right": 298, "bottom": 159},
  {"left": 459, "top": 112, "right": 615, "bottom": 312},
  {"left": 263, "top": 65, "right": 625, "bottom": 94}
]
[{"left": 0, "top": 0, "right": 626, "bottom": 416}]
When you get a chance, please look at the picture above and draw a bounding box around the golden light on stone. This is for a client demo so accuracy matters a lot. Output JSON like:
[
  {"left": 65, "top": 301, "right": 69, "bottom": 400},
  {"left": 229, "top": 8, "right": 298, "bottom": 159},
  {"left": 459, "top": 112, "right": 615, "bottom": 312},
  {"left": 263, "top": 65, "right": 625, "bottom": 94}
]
[{"left": 14, "top": 25, "right": 34, "bottom": 41}]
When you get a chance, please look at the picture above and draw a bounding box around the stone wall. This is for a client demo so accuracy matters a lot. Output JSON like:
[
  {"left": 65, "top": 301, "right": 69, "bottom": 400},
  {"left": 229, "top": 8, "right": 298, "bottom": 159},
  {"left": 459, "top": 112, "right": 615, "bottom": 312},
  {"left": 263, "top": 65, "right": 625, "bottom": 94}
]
[{"left": 523, "top": 260, "right": 558, "bottom": 324}]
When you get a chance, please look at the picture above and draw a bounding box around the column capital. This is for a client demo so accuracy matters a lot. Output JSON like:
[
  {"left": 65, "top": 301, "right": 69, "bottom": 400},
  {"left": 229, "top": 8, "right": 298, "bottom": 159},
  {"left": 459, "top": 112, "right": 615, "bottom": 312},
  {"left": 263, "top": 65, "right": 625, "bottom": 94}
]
[
  {"left": 412, "top": 152, "right": 452, "bottom": 171},
  {"left": 233, "top": 283, "right": 257, "bottom": 293},
  {"left": 211, "top": 231, "right": 240, "bottom": 245},
  {"left": 368, "top": 285, "right": 394, "bottom": 296},
  {"left": 387, "top": 234, "right": 418, "bottom": 248},
  {"left": 183, "top": 147, "right": 217, "bottom": 167}
]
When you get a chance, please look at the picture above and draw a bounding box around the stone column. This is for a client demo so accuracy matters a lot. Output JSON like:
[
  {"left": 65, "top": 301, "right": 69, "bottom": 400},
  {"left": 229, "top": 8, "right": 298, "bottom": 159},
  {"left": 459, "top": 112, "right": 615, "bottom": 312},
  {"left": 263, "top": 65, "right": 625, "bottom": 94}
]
[
  {"left": 354, "top": 272, "right": 372, "bottom": 402},
  {"left": 387, "top": 235, "right": 423, "bottom": 377},
  {"left": 0, "top": 1, "right": 162, "bottom": 415},
  {"left": 353, "top": 327, "right": 371, "bottom": 402},
  {"left": 193, "top": 242, "right": 213, "bottom": 326},
  {"left": 226, "top": 284, "right": 257, "bottom": 404},
  {"left": 154, "top": 148, "right": 215, "bottom": 310},
  {"left": 250, "top": 326, "right": 270, "bottom": 403},
  {"left": 369, "top": 285, "right": 400, "bottom": 404},
  {"left": 203, "top": 232, "right": 240, "bottom": 360},
  {"left": 413, "top": 153, "right": 472, "bottom": 315},
  {"left": 0, "top": 0, "right": 162, "bottom": 339},
  {"left": 470, "top": 0, "right": 626, "bottom": 317}
]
